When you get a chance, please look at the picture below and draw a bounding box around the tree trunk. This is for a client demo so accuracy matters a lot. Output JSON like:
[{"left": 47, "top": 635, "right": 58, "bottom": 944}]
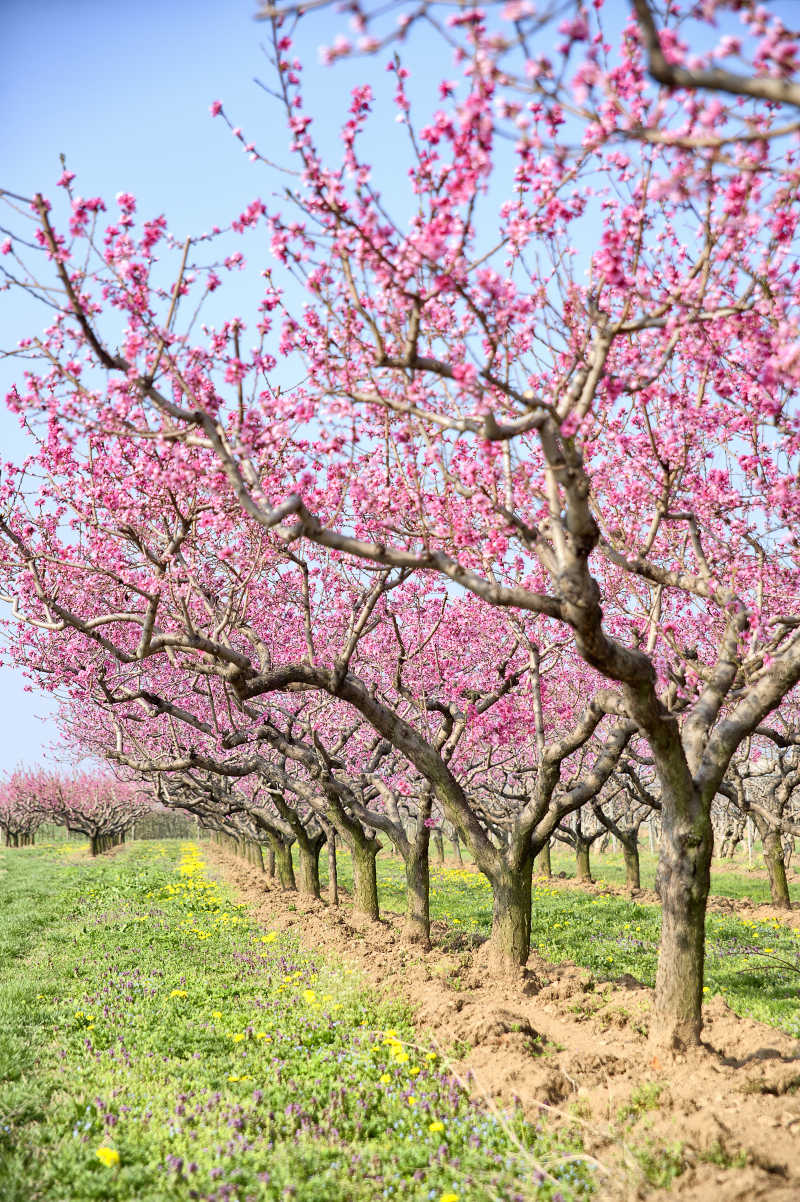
[
  {"left": 266, "top": 847, "right": 276, "bottom": 879},
  {"left": 651, "top": 803, "right": 712, "bottom": 1050},
  {"left": 297, "top": 834, "right": 323, "bottom": 899},
  {"left": 450, "top": 833, "right": 463, "bottom": 864},
  {"left": 535, "top": 841, "right": 551, "bottom": 877},
  {"left": 403, "top": 828, "right": 431, "bottom": 946},
  {"left": 432, "top": 829, "right": 445, "bottom": 864},
  {"left": 351, "top": 840, "right": 380, "bottom": 922},
  {"left": 575, "top": 840, "right": 592, "bottom": 882},
  {"left": 622, "top": 838, "right": 640, "bottom": 891},
  {"left": 272, "top": 838, "right": 297, "bottom": 891},
  {"left": 762, "top": 827, "right": 791, "bottom": 910},
  {"left": 327, "top": 829, "right": 339, "bottom": 906},
  {"left": 488, "top": 860, "right": 532, "bottom": 972}
]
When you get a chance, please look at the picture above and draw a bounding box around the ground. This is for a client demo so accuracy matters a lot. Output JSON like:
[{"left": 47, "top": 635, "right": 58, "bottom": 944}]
[
  {"left": 213, "top": 842, "right": 800, "bottom": 1202},
  {"left": 1, "top": 837, "right": 798, "bottom": 1201}
]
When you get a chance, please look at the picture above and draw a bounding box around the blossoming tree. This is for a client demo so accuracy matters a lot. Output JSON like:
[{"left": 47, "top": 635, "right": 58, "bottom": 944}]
[{"left": 3, "top": 0, "right": 800, "bottom": 1049}]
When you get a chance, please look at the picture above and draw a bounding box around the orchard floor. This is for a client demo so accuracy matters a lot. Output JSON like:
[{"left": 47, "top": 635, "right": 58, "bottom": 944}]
[
  {"left": 534, "top": 845, "right": 800, "bottom": 908},
  {"left": 209, "top": 845, "right": 800, "bottom": 1202},
  {"left": 0, "top": 840, "right": 593, "bottom": 1202}
]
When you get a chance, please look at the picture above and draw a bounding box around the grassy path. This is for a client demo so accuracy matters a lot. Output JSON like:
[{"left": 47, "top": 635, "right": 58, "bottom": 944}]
[{"left": 0, "top": 842, "right": 592, "bottom": 1202}]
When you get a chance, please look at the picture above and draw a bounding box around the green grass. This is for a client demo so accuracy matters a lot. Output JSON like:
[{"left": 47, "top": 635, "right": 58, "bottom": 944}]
[
  {"left": 311, "top": 847, "right": 800, "bottom": 1039},
  {"left": 538, "top": 843, "right": 798, "bottom": 906},
  {"left": 0, "top": 841, "right": 594, "bottom": 1202},
  {"left": 315, "top": 836, "right": 798, "bottom": 907}
]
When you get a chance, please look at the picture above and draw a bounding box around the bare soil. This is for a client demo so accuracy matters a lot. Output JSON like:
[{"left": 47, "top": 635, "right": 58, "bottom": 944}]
[{"left": 207, "top": 846, "right": 800, "bottom": 1202}]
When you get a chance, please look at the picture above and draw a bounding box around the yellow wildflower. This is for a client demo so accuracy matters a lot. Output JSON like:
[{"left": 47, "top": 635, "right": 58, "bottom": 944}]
[
  {"left": 380, "top": 1073, "right": 391, "bottom": 1084},
  {"left": 95, "top": 1146, "right": 120, "bottom": 1168},
  {"left": 429, "top": 1121, "right": 445, "bottom": 1133},
  {"left": 170, "top": 989, "right": 188, "bottom": 998}
]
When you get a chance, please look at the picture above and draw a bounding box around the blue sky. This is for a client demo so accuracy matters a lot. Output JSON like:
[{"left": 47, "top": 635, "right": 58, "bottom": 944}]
[
  {"left": 1, "top": 0, "right": 461, "bottom": 772},
  {"left": 0, "top": 0, "right": 367, "bottom": 770}
]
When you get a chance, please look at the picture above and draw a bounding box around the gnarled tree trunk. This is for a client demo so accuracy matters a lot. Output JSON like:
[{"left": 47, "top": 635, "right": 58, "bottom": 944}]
[
  {"left": 487, "top": 854, "right": 533, "bottom": 972},
  {"left": 622, "top": 837, "right": 640, "bottom": 891},
  {"left": 575, "top": 839, "right": 592, "bottom": 882},
  {"left": 651, "top": 795, "right": 712, "bottom": 1050},
  {"left": 403, "top": 825, "right": 431, "bottom": 946},
  {"left": 270, "top": 835, "right": 297, "bottom": 891},
  {"left": 760, "top": 824, "right": 791, "bottom": 909},
  {"left": 297, "top": 831, "right": 325, "bottom": 899},
  {"left": 351, "top": 838, "right": 380, "bottom": 921}
]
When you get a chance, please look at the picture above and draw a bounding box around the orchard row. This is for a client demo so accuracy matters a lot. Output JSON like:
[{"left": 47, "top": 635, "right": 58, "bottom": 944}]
[{"left": 2, "top": 1, "right": 800, "bottom": 1051}]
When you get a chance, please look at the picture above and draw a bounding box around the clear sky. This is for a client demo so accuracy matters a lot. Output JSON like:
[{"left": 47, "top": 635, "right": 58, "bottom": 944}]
[{"left": 1, "top": 0, "right": 373, "bottom": 771}]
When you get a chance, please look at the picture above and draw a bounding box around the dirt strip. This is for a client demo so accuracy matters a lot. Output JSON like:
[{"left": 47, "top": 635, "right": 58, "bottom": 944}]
[{"left": 206, "top": 846, "right": 800, "bottom": 1202}]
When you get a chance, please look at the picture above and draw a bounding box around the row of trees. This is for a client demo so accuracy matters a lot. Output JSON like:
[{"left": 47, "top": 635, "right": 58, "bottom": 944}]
[
  {"left": 0, "top": 769, "right": 155, "bottom": 854},
  {"left": 2, "top": 0, "right": 800, "bottom": 1049}
]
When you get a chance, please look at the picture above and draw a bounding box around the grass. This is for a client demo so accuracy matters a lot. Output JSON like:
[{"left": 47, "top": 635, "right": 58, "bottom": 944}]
[
  {"left": 311, "top": 846, "right": 800, "bottom": 1039},
  {"left": 539, "top": 843, "right": 798, "bottom": 906},
  {"left": 315, "top": 837, "right": 798, "bottom": 907},
  {"left": 0, "top": 841, "right": 594, "bottom": 1202}
]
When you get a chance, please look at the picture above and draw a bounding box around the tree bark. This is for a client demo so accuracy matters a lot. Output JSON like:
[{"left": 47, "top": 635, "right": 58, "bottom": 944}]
[
  {"left": 575, "top": 840, "right": 592, "bottom": 882},
  {"left": 271, "top": 837, "right": 297, "bottom": 891},
  {"left": 351, "top": 839, "right": 380, "bottom": 922},
  {"left": 762, "top": 826, "right": 791, "bottom": 909},
  {"left": 622, "top": 838, "right": 641, "bottom": 891},
  {"left": 651, "top": 801, "right": 712, "bottom": 1050},
  {"left": 535, "top": 840, "right": 551, "bottom": 877},
  {"left": 403, "top": 826, "right": 431, "bottom": 946},
  {"left": 297, "top": 833, "right": 324, "bottom": 899},
  {"left": 327, "top": 828, "right": 339, "bottom": 906},
  {"left": 488, "top": 858, "right": 532, "bottom": 972}
]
